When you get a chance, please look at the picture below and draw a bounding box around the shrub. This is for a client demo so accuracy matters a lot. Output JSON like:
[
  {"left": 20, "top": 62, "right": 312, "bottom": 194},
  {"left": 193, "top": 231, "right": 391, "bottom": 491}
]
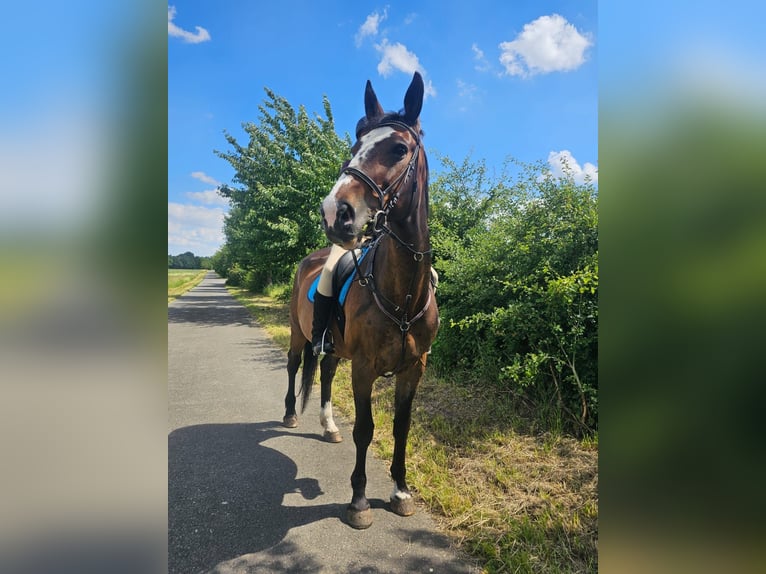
[
  {"left": 245, "top": 268, "right": 272, "bottom": 292},
  {"left": 430, "top": 157, "right": 598, "bottom": 434},
  {"left": 225, "top": 263, "right": 246, "bottom": 287},
  {"left": 265, "top": 282, "right": 293, "bottom": 303}
]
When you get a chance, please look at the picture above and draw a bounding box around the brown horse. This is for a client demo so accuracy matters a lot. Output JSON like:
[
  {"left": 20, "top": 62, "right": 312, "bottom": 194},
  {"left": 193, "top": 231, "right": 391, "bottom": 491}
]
[{"left": 283, "top": 72, "right": 438, "bottom": 529}]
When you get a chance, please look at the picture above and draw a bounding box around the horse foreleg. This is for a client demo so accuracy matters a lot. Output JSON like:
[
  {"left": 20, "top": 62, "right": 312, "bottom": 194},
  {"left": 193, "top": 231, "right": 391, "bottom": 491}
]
[
  {"left": 283, "top": 339, "right": 303, "bottom": 428},
  {"left": 389, "top": 356, "right": 426, "bottom": 517},
  {"left": 319, "top": 355, "right": 342, "bottom": 443},
  {"left": 347, "top": 364, "right": 375, "bottom": 529}
]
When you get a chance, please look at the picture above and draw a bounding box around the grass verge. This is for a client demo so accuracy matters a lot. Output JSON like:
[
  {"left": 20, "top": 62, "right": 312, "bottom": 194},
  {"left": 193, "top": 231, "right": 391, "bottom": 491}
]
[
  {"left": 228, "top": 286, "right": 598, "bottom": 573},
  {"left": 168, "top": 269, "right": 208, "bottom": 302}
]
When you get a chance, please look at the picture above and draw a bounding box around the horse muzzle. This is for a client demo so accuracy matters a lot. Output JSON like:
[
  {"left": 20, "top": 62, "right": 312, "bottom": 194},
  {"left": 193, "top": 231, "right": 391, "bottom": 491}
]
[{"left": 321, "top": 200, "right": 363, "bottom": 248}]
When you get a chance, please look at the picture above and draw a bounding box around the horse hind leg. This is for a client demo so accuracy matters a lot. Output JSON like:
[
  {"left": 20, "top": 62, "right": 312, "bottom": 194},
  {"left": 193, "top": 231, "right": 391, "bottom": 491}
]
[
  {"left": 319, "top": 354, "right": 342, "bottom": 443},
  {"left": 283, "top": 329, "right": 306, "bottom": 428}
]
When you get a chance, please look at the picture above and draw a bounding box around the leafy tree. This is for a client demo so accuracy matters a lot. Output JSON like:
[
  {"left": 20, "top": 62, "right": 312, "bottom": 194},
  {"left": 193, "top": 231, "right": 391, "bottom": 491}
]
[
  {"left": 209, "top": 244, "right": 232, "bottom": 277},
  {"left": 429, "top": 153, "right": 502, "bottom": 254},
  {"left": 215, "top": 90, "right": 351, "bottom": 289},
  {"left": 168, "top": 251, "right": 203, "bottom": 269}
]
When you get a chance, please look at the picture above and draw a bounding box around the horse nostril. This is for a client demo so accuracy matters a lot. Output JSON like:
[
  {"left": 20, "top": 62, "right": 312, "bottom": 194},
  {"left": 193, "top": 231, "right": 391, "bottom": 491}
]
[{"left": 337, "top": 201, "right": 354, "bottom": 229}]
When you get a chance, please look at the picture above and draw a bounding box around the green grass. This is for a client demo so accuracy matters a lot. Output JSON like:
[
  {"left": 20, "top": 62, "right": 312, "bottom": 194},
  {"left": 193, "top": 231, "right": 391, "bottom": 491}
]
[
  {"left": 168, "top": 269, "right": 207, "bottom": 302},
  {"left": 228, "top": 285, "right": 598, "bottom": 573}
]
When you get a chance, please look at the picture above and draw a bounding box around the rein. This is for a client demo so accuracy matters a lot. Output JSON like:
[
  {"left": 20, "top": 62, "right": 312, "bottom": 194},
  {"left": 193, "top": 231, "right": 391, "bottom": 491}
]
[{"left": 342, "top": 120, "right": 432, "bottom": 374}]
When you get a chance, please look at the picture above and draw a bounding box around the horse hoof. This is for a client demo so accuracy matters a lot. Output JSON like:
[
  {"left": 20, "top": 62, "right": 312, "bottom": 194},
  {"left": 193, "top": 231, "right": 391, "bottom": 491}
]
[
  {"left": 346, "top": 507, "right": 373, "bottom": 529},
  {"left": 323, "top": 430, "right": 342, "bottom": 443},
  {"left": 389, "top": 495, "right": 415, "bottom": 517},
  {"left": 283, "top": 415, "right": 298, "bottom": 428}
]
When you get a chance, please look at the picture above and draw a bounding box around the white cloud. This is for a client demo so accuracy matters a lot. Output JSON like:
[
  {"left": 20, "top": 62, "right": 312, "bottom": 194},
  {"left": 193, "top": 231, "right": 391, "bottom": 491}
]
[
  {"left": 375, "top": 39, "right": 437, "bottom": 98},
  {"left": 547, "top": 150, "right": 598, "bottom": 185},
  {"left": 185, "top": 190, "right": 229, "bottom": 206},
  {"left": 190, "top": 171, "right": 220, "bottom": 186},
  {"left": 354, "top": 9, "right": 436, "bottom": 98},
  {"left": 376, "top": 39, "right": 418, "bottom": 76},
  {"left": 499, "top": 14, "right": 591, "bottom": 77},
  {"left": 472, "top": 43, "right": 491, "bottom": 72},
  {"left": 168, "top": 5, "right": 211, "bottom": 44},
  {"left": 168, "top": 171, "right": 228, "bottom": 255},
  {"left": 355, "top": 9, "right": 387, "bottom": 47},
  {"left": 168, "top": 202, "right": 225, "bottom": 256}
]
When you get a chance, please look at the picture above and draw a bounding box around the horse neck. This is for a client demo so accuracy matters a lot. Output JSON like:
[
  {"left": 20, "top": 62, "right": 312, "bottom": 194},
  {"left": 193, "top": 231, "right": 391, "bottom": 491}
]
[
  {"left": 386, "top": 147, "right": 430, "bottom": 256},
  {"left": 376, "top": 199, "right": 432, "bottom": 305},
  {"left": 389, "top": 205, "right": 431, "bottom": 254}
]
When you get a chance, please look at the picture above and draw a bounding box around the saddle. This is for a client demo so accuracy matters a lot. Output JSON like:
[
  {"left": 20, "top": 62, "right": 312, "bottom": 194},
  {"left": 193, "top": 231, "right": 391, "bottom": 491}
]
[
  {"left": 307, "top": 247, "right": 371, "bottom": 336},
  {"left": 307, "top": 247, "right": 369, "bottom": 305}
]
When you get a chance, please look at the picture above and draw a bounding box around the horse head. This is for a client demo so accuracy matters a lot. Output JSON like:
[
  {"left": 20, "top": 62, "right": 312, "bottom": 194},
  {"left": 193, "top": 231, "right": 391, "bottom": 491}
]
[{"left": 321, "top": 72, "right": 425, "bottom": 249}]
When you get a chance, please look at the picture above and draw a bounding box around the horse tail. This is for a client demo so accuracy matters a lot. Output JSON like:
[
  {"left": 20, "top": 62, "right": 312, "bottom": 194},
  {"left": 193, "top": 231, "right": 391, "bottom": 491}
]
[{"left": 299, "top": 341, "right": 317, "bottom": 413}]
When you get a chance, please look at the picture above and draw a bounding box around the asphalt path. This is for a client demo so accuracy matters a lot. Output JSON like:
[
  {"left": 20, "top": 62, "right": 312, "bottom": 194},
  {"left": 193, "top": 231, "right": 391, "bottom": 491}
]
[{"left": 168, "top": 272, "right": 478, "bottom": 574}]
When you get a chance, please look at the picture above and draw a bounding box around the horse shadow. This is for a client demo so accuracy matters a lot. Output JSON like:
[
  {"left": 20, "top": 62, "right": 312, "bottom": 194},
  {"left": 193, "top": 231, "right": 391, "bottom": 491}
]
[{"left": 168, "top": 421, "right": 348, "bottom": 574}]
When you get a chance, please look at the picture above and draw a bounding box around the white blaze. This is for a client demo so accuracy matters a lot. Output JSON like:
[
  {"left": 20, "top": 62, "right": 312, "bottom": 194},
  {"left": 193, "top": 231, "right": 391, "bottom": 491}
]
[
  {"left": 323, "top": 126, "right": 397, "bottom": 227},
  {"left": 322, "top": 174, "right": 352, "bottom": 225},
  {"left": 348, "top": 126, "right": 395, "bottom": 169}
]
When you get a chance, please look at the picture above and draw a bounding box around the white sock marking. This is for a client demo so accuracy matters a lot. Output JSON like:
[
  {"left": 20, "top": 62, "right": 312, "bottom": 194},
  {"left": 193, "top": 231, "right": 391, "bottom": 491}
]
[
  {"left": 320, "top": 402, "right": 339, "bottom": 434},
  {"left": 391, "top": 485, "right": 412, "bottom": 500}
]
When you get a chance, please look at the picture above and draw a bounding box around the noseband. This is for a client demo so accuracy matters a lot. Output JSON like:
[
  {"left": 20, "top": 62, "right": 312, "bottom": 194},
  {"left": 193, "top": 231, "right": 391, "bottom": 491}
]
[{"left": 339, "top": 120, "right": 421, "bottom": 218}]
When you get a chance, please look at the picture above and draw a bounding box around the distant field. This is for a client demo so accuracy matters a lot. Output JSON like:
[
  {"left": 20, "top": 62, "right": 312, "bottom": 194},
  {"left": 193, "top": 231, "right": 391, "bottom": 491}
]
[{"left": 168, "top": 269, "right": 207, "bottom": 302}]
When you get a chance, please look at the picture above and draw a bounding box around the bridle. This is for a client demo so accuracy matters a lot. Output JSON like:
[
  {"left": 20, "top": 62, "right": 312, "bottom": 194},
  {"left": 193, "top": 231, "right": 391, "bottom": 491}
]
[
  {"left": 340, "top": 120, "right": 422, "bottom": 220},
  {"left": 340, "top": 119, "right": 433, "bottom": 375}
]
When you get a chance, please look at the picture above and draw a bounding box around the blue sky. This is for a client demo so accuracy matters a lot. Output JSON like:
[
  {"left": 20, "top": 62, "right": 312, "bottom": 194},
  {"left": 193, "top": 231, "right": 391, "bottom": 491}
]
[{"left": 169, "top": 1, "right": 598, "bottom": 256}]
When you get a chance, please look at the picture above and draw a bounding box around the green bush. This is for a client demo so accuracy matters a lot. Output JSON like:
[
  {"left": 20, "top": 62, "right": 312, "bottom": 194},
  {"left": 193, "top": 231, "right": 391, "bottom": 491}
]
[
  {"left": 265, "top": 282, "right": 293, "bottom": 303},
  {"left": 225, "top": 263, "right": 246, "bottom": 287},
  {"left": 244, "top": 268, "right": 272, "bottom": 292},
  {"left": 430, "top": 157, "right": 598, "bottom": 433}
]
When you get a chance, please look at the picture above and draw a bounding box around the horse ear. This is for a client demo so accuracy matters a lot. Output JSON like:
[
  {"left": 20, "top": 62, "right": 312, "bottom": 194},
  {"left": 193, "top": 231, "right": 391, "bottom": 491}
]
[
  {"left": 403, "top": 71, "right": 424, "bottom": 123},
  {"left": 364, "top": 80, "right": 384, "bottom": 120}
]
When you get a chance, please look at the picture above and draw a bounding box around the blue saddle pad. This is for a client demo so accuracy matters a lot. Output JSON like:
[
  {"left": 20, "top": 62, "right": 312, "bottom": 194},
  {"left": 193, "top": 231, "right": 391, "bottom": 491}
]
[{"left": 308, "top": 247, "right": 369, "bottom": 306}]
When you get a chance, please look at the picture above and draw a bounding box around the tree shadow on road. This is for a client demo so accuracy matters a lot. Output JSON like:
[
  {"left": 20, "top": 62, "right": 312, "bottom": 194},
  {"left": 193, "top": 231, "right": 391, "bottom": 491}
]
[
  {"left": 169, "top": 421, "right": 348, "bottom": 574},
  {"left": 167, "top": 296, "right": 254, "bottom": 327}
]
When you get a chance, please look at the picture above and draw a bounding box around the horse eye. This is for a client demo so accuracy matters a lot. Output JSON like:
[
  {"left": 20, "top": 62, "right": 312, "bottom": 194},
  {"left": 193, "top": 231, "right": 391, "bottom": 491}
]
[{"left": 394, "top": 143, "right": 408, "bottom": 157}]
